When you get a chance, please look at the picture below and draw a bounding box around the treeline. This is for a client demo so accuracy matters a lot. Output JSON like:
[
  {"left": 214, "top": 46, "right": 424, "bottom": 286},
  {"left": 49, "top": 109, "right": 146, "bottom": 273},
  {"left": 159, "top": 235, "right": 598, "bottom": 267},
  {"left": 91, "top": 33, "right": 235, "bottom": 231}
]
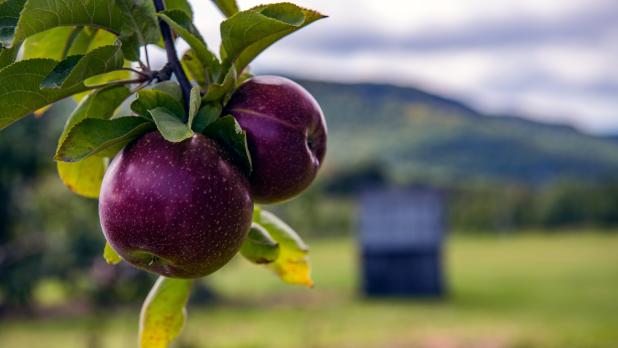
[
  {"left": 450, "top": 181, "right": 618, "bottom": 232},
  {"left": 273, "top": 180, "right": 618, "bottom": 239}
]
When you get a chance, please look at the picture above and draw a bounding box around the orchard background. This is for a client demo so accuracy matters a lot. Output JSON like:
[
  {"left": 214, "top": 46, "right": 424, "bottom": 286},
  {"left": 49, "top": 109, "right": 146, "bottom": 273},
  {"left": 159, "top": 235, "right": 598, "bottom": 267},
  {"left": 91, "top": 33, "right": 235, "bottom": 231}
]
[{"left": 2, "top": 0, "right": 618, "bottom": 348}]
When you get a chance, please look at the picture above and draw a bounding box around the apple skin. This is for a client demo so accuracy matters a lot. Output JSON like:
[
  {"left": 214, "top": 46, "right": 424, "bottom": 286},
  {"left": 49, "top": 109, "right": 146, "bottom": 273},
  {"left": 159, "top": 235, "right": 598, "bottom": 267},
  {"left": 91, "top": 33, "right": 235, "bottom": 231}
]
[
  {"left": 99, "top": 131, "right": 253, "bottom": 279},
  {"left": 225, "top": 76, "right": 327, "bottom": 204}
]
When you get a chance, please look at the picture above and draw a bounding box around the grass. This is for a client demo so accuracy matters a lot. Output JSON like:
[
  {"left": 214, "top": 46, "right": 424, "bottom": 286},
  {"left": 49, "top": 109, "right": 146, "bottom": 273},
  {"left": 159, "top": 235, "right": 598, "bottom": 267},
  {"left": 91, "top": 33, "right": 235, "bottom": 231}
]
[{"left": 1, "top": 232, "right": 618, "bottom": 347}]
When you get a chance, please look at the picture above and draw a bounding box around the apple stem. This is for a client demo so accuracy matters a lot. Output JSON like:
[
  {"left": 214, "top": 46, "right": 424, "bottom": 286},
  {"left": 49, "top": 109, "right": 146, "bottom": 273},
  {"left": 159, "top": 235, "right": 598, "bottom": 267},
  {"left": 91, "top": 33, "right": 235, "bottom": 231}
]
[{"left": 153, "top": 0, "right": 193, "bottom": 123}]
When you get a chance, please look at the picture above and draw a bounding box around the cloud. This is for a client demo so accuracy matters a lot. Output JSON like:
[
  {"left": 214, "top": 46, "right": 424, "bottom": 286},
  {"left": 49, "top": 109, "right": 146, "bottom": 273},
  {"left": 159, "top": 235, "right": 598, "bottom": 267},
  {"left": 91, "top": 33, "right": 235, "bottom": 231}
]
[
  {"left": 189, "top": 0, "right": 618, "bottom": 134},
  {"left": 294, "top": 5, "right": 618, "bottom": 53}
]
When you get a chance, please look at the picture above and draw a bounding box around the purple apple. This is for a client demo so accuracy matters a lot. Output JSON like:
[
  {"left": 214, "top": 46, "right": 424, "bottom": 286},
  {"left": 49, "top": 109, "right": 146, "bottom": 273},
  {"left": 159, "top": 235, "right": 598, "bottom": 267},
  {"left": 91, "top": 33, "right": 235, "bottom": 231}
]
[
  {"left": 225, "top": 76, "right": 327, "bottom": 203},
  {"left": 99, "top": 131, "right": 253, "bottom": 278}
]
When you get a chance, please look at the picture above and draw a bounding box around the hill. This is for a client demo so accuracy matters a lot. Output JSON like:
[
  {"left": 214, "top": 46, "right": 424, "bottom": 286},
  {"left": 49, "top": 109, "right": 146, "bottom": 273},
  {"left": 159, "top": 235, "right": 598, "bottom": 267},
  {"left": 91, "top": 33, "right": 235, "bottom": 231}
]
[{"left": 297, "top": 79, "right": 618, "bottom": 186}]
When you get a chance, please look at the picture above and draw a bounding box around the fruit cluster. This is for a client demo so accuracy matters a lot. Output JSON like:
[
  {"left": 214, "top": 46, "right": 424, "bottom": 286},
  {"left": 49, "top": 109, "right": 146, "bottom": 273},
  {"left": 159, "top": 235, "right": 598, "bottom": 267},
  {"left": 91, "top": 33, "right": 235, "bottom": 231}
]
[
  {"left": 99, "top": 76, "right": 327, "bottom": 278},
  {"left": 0, "top": 0, "right": 327, "bottom": 343}
]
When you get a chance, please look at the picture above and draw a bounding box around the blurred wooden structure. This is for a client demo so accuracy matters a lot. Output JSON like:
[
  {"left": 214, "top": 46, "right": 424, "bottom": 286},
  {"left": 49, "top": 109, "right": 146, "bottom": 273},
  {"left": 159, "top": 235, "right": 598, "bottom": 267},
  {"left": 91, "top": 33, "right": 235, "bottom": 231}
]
[{"left": 359, "top": 187, "right": 446, "bottom": 297}]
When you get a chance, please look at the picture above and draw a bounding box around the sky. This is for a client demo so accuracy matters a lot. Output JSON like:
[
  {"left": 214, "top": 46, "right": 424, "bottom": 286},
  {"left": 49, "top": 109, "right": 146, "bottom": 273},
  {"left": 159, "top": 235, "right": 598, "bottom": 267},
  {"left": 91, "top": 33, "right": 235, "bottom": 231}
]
[{"left": 189, "top": 0, "right": 618, "bottom": 134}]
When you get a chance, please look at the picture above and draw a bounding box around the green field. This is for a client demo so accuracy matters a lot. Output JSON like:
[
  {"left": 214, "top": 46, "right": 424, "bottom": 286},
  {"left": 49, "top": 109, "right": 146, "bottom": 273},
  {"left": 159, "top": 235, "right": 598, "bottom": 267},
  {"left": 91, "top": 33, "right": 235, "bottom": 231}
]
[{"left": 2, "top": 233, "right": 618, "bottom": 348}]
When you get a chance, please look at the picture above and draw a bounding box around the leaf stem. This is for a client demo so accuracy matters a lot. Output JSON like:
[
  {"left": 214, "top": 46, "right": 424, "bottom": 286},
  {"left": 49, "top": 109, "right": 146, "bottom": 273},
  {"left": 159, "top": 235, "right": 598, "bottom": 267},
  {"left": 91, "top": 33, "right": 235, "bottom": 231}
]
[
  {"left": 85, "top": 78, "right": 148, "bottom": 91},
  {"left": 119, "top": 67, "right": 151, "bottom": 79},
  {"left": 153, "top": 0, "right": 192, "bottom": 122}
]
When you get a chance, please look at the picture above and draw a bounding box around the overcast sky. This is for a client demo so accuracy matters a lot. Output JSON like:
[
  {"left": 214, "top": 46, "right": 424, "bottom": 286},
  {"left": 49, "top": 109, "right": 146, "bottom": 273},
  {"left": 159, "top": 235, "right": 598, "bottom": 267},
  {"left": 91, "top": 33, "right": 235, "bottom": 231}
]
[{"left": 189, "top": 0, "right": 618, "bottom": 134}]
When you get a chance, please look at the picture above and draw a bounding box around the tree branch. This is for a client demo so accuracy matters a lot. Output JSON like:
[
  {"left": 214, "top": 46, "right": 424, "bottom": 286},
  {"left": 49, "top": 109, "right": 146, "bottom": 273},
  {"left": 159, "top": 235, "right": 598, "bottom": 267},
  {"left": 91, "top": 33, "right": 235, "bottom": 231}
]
[{"left": 154, "top": 0, "right": 192, "bottom": 122}]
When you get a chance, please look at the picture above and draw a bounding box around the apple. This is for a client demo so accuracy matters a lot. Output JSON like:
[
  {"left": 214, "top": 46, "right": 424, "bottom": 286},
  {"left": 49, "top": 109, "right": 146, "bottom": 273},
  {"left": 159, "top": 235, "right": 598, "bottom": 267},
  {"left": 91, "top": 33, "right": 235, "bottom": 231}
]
[
  {"left": 99, "top": 131, "right": 253, "bottom": 278},
  {"left": 225, "top": 76, "right": 327, "bottom": 204}
]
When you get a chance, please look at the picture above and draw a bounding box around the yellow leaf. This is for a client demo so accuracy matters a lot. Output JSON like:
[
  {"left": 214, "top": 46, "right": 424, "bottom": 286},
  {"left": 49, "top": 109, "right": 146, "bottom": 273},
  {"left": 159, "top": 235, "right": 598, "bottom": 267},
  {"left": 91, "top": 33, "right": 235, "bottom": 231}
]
[
  {"left": 268, "top": 248, "right": 313, "bottom": 287},
  {"left": 103, "top": 242, "right": 122, "bottom": 265},
  {"left": 140, "top": 277, "right": 193, "bottom": 348},
  {"left": 57, "top": 157, "right": 106, "bottom": 199},
  {"left": 255, "top": 209, "right": 313, "bottom": 287}
]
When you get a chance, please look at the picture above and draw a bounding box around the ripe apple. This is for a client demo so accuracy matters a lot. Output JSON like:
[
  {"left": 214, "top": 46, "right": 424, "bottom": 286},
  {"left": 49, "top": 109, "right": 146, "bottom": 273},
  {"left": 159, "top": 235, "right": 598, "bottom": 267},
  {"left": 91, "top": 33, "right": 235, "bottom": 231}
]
[
  {"left": 99, "top": 132, "right": 253, "bottom": 278},
  {"left": 226, "top": 76, "right": 327, "bottom": 203}
]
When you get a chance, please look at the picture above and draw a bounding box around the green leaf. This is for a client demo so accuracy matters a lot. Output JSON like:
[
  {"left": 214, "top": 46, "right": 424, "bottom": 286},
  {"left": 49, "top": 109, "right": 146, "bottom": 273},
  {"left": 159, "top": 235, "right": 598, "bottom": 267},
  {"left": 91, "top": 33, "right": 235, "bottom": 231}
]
[
  {"left": 23, "top": 27, "right": 79, "bottom": 60},
  {"left": 13, "top": 0, "right": 160, "bottom": 61},
  {"left": 254, "top": 208, "right": 313, "bottom": 287},
  {"left": 13, "top": 0, "right": 125, "bottom": 44},
  {"left": 158, "top": 10, "right": 219, "bottom": 82},
  {"left": 153, "top": 81, "right": 183, "bottom": 101},
  {"left": 41, "top": 45, "right": 124, "bottom": 89},
  {"left": 187, "top": 86, "right": 201, "bottom": 127},
  {"left": 140, "top": 277, "right": 193, "bottom": 348},
  {"left": 0, "top": 0, "right": 26, "bottom": 48},
  {"left": 56, "top": 86, "right": 130, "bottom": 198},
  {"left": 238, "top": 69, "right": 254, "bottom": 85},
  {"left": 220, "top": 3, "right": 325, "bottom": 74},
  {"left": 192, "top": 102, "right": 221, "bottom": 133},
  {"left": 166, "top": 0, "right": 193, "bottom": 18},
  {"left": 118, "top": 0, "right": 160, "bottom": 42},
  {"left": 181, "top": 49, "right": 207, "bottom": 87},
  {"left": 115, "top": 0, "right": 160, "bottom": 61},
  {"left": 67, "top": 28, "right": 120, "bottom": 56},
  {"left": 131, "top": 81, "right": 183, "bottom": 118},
  {"left": 149, "top": 107, "right": 194, "bottom": 143},
  {"left": 56, "top": 117, "right": 153, "bottom": 162},
  {"left": 204, "top": 66, "right": 237, "bottom": 102},
  {"left": 211, "top": 0, "right": 239, "bottom": 18},
  {"left": 104, "top": 242, "right": 123, "bottom": 265},
  {"left": 0, "top": 44, "right": 19, "bottom": 69},
  {"left": 203, "top": 115, "right": 252, "bottom": 173},
  {"left": 83, "top": 67, "right": 132, "bottom": 89},
  {"left": 61, "top": 86, "right": 132, "bottom": 142},
  {"left": 40, "top": 55, "right": 84, "bottom": 89},
  {"left": 67, "top": 29, "right": 131, "bottom": 90},
  {"left": 0, "top": 59, "right": 108, "bottom": 130},
  {"left": 240, "top": 223, "right": 280, "bottom": 264}
]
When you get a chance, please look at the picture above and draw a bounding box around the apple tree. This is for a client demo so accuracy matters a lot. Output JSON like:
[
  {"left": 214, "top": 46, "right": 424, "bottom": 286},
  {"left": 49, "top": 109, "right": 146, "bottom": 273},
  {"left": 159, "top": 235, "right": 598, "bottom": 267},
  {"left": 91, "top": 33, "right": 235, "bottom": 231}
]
[{"left": 0, "top": 0, "right": 327, "bottom": 346}]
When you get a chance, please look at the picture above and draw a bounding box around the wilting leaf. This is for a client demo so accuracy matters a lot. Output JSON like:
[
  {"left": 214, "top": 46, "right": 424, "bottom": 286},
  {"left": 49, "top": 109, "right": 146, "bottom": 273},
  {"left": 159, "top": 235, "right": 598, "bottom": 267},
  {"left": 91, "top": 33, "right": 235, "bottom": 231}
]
[
  {"left": 140, "top": 277, "right": 193, "bottom": 348},
  {"left": 254, "top": 208, "right": 313, "bottom": 287}
]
